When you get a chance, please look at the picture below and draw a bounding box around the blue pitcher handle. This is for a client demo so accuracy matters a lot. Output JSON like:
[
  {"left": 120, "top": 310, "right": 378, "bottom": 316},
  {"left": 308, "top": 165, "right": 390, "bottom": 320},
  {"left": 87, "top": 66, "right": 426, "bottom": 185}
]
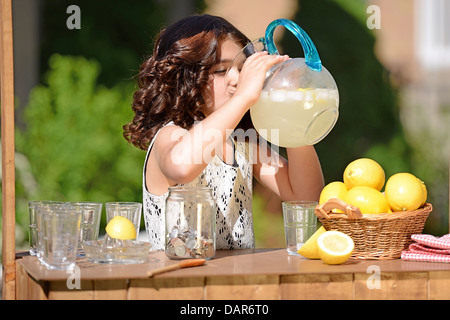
[{"left": 265, "top": 19, "right": 322, "bottom": 71}]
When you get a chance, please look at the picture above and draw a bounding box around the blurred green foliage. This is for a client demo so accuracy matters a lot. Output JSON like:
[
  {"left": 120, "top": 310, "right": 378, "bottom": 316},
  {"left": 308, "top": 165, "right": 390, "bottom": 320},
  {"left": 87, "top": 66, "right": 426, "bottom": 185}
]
[
  {"left": 252, "top": 192, "right": 285, "bottom": 248},
  {"left": 14, "top": 55, "right": 144, "bottom": 247}
]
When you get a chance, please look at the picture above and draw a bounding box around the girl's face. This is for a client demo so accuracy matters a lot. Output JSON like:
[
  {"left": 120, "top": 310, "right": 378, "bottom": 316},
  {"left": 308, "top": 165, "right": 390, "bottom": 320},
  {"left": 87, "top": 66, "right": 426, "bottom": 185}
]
[{"left": 203, "top": 38, "right": 244, "bottom": 116}]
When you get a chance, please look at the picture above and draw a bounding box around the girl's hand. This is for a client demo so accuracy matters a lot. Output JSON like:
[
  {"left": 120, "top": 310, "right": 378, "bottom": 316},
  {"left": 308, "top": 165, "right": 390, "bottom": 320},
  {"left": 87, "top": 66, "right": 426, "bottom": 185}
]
[{"left": 233, "top": 52, "right": 289, "bottom": 107}]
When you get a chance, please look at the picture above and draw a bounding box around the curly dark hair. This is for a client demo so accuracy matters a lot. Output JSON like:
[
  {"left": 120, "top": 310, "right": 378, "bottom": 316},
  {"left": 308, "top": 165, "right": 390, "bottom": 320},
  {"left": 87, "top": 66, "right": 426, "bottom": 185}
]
[{"left": 123, "top": 14, "right": 252, "bottom": 150}]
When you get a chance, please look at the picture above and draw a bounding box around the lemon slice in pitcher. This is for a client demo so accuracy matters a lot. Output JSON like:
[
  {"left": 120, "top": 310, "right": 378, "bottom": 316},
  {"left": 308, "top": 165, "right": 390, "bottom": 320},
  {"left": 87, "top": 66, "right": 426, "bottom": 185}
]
[
  {"left": 317, "top": 231, "right": 354, "bottom": 265},
  {"left": 105, "top": 216, "right": 136, "bottom": 240}
]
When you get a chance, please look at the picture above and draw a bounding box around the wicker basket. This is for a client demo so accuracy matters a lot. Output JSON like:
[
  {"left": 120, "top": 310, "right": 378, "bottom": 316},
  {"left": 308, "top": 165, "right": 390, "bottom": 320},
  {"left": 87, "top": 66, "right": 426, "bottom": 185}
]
[{"left": 314, "top": 198, "right": 432, "bottom": 260}]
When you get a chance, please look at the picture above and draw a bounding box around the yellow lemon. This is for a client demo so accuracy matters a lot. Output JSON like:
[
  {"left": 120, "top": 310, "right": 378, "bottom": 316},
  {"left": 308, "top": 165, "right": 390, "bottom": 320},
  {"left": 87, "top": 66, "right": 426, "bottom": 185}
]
[
  {"left": 385, "top": 173, "right": 425, "bottom": 212},
  {"left": 343, "top": 158, "right": 385, "bottom": 191},
  {"left": 344, "top": 186, "right": 390, "bottom": 214},
  {"left": 319, "top": 182, "right": 348, "bottom": 213},
  {"left": 297, "top": 226, "right": 327, "bottom": 259},
  {"left": 105, "top": 216, "right": 136, "bottom": 240},
  {"left": 317, "top": 231, "right": 354, "bottom": 265}
]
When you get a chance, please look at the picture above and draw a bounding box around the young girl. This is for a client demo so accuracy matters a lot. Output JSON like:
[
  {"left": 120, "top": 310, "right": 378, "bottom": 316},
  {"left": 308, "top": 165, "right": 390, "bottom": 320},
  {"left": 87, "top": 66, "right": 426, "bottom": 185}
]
[{"left": 123, "top": 14, "right": 324, "bottom": 250}]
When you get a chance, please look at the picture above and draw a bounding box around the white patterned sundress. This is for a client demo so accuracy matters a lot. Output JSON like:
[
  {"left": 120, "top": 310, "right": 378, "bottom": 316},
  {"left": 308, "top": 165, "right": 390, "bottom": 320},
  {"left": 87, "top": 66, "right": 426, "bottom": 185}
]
[{"left": 143, "top": 123, "right": 254, "bottom": 251}]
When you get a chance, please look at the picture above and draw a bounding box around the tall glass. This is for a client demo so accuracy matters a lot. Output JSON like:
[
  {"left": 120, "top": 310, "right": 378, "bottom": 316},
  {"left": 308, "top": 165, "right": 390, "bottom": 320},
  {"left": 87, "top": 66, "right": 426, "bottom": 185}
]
[
  {"left": 28, "top": 200, "right": 64, "bottom": 256},
  {"left": 36, "top": 203, "right": 81, "bottom": 270},
  {"left": 282, "top": 201, "right": 318, "bottom": 256},
  {"left": 69, "top": 202, "right": 103, "bottom": 254}
]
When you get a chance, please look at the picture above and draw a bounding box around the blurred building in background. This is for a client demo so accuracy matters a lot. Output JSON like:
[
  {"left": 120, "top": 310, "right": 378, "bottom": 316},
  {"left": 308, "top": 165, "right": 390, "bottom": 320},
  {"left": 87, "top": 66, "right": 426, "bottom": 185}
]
[
  {"left": 206, "top": 0, "right": 297, "bottom": 40},
  {"left": 371, "top": 0, "right": 450, "bottom": 163},
  {"left": 370, "top": 0, "right": 449, "bottom": 231}
]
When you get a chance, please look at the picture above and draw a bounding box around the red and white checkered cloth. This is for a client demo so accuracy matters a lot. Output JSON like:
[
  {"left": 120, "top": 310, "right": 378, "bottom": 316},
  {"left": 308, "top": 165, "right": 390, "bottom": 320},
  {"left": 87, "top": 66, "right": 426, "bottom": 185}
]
[{"left": 401, "top": 234, "right": 450, "bottom": 263}]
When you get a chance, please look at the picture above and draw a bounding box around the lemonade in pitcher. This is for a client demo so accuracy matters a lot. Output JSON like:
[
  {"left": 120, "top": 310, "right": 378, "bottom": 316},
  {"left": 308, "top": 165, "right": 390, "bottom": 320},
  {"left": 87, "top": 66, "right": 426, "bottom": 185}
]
[
  {"left": 250, "top": 87, "right": 339, "bottom": 148},
  {"left": 227, "top": 19, "right": 341, "bottom": 148}
]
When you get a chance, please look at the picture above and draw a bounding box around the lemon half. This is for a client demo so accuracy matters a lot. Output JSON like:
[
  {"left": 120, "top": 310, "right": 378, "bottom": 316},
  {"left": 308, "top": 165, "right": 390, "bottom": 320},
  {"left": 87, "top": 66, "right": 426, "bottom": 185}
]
[
  {"left": 105, "top": 216, "right": 136, "bottom": 240},
  {"left": 317, "top": 231, "right": 354, "bottom": 265}
]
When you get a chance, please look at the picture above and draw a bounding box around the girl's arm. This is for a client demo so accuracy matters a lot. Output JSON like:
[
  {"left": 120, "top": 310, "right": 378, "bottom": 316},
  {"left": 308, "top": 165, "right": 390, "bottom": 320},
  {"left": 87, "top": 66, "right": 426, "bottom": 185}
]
[
  {"left": 153, "top": 52, "right": 289, "bottom": 186},
  {"left": 253, "top": 143, "right": 324, "bottom": 202}
]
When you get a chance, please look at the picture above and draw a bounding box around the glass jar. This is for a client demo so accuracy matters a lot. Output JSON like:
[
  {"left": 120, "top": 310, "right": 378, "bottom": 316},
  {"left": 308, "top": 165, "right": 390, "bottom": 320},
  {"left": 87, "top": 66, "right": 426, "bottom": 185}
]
[{"left": 165, "top": 186, "right": 216, "bottom": 260}]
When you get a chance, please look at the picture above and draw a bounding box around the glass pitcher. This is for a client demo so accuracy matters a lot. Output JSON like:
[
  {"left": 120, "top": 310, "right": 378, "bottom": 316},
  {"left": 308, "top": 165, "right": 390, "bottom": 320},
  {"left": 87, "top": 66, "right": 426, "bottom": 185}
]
[{"left": 229, "top": 19, "right": 339, "bottom": 148}]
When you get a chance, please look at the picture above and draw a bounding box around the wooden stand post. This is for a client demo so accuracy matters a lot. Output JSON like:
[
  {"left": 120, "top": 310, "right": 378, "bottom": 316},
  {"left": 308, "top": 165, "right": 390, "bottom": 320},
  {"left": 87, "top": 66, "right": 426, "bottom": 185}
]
[{"left": 1, "top": 0, "right": 16, "bottom": 300}]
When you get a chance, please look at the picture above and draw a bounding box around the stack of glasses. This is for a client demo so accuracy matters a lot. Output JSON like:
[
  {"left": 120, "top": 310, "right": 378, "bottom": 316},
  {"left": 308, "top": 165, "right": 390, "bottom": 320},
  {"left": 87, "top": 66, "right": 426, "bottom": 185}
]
[{"left": 28, "top": 201, "right": 142, "bottom": 270}]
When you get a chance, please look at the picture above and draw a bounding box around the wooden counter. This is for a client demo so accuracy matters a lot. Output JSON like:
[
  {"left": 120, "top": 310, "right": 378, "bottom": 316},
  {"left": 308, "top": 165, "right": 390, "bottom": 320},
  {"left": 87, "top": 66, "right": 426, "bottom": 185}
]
[{"left": 15, "top": 248, "right": 450, "bottom": 300}]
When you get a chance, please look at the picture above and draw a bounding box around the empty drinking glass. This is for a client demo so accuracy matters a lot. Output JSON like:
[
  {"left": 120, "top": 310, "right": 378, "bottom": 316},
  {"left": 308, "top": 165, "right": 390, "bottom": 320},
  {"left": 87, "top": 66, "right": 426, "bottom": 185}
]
[
  {"left": 69, "top": 202, "right": 103, "bottom": 254},
  {"left": 36, "top": 203, "right": 82, "bottom": 270},
  {"left": 28, "top": 200, "right": 64, "bottom": 256}
]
